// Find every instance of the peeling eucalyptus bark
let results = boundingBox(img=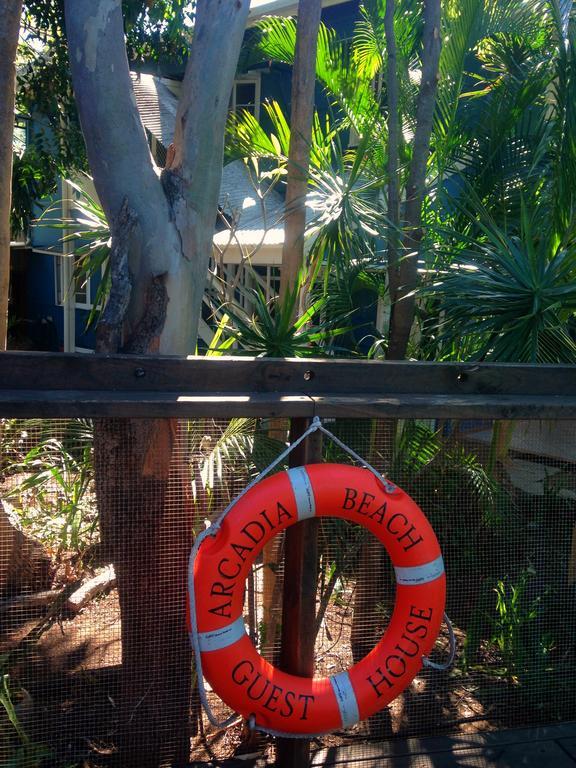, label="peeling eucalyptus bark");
[95,199,136,354]
[64,1,250,765]
[0,0,23,349]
